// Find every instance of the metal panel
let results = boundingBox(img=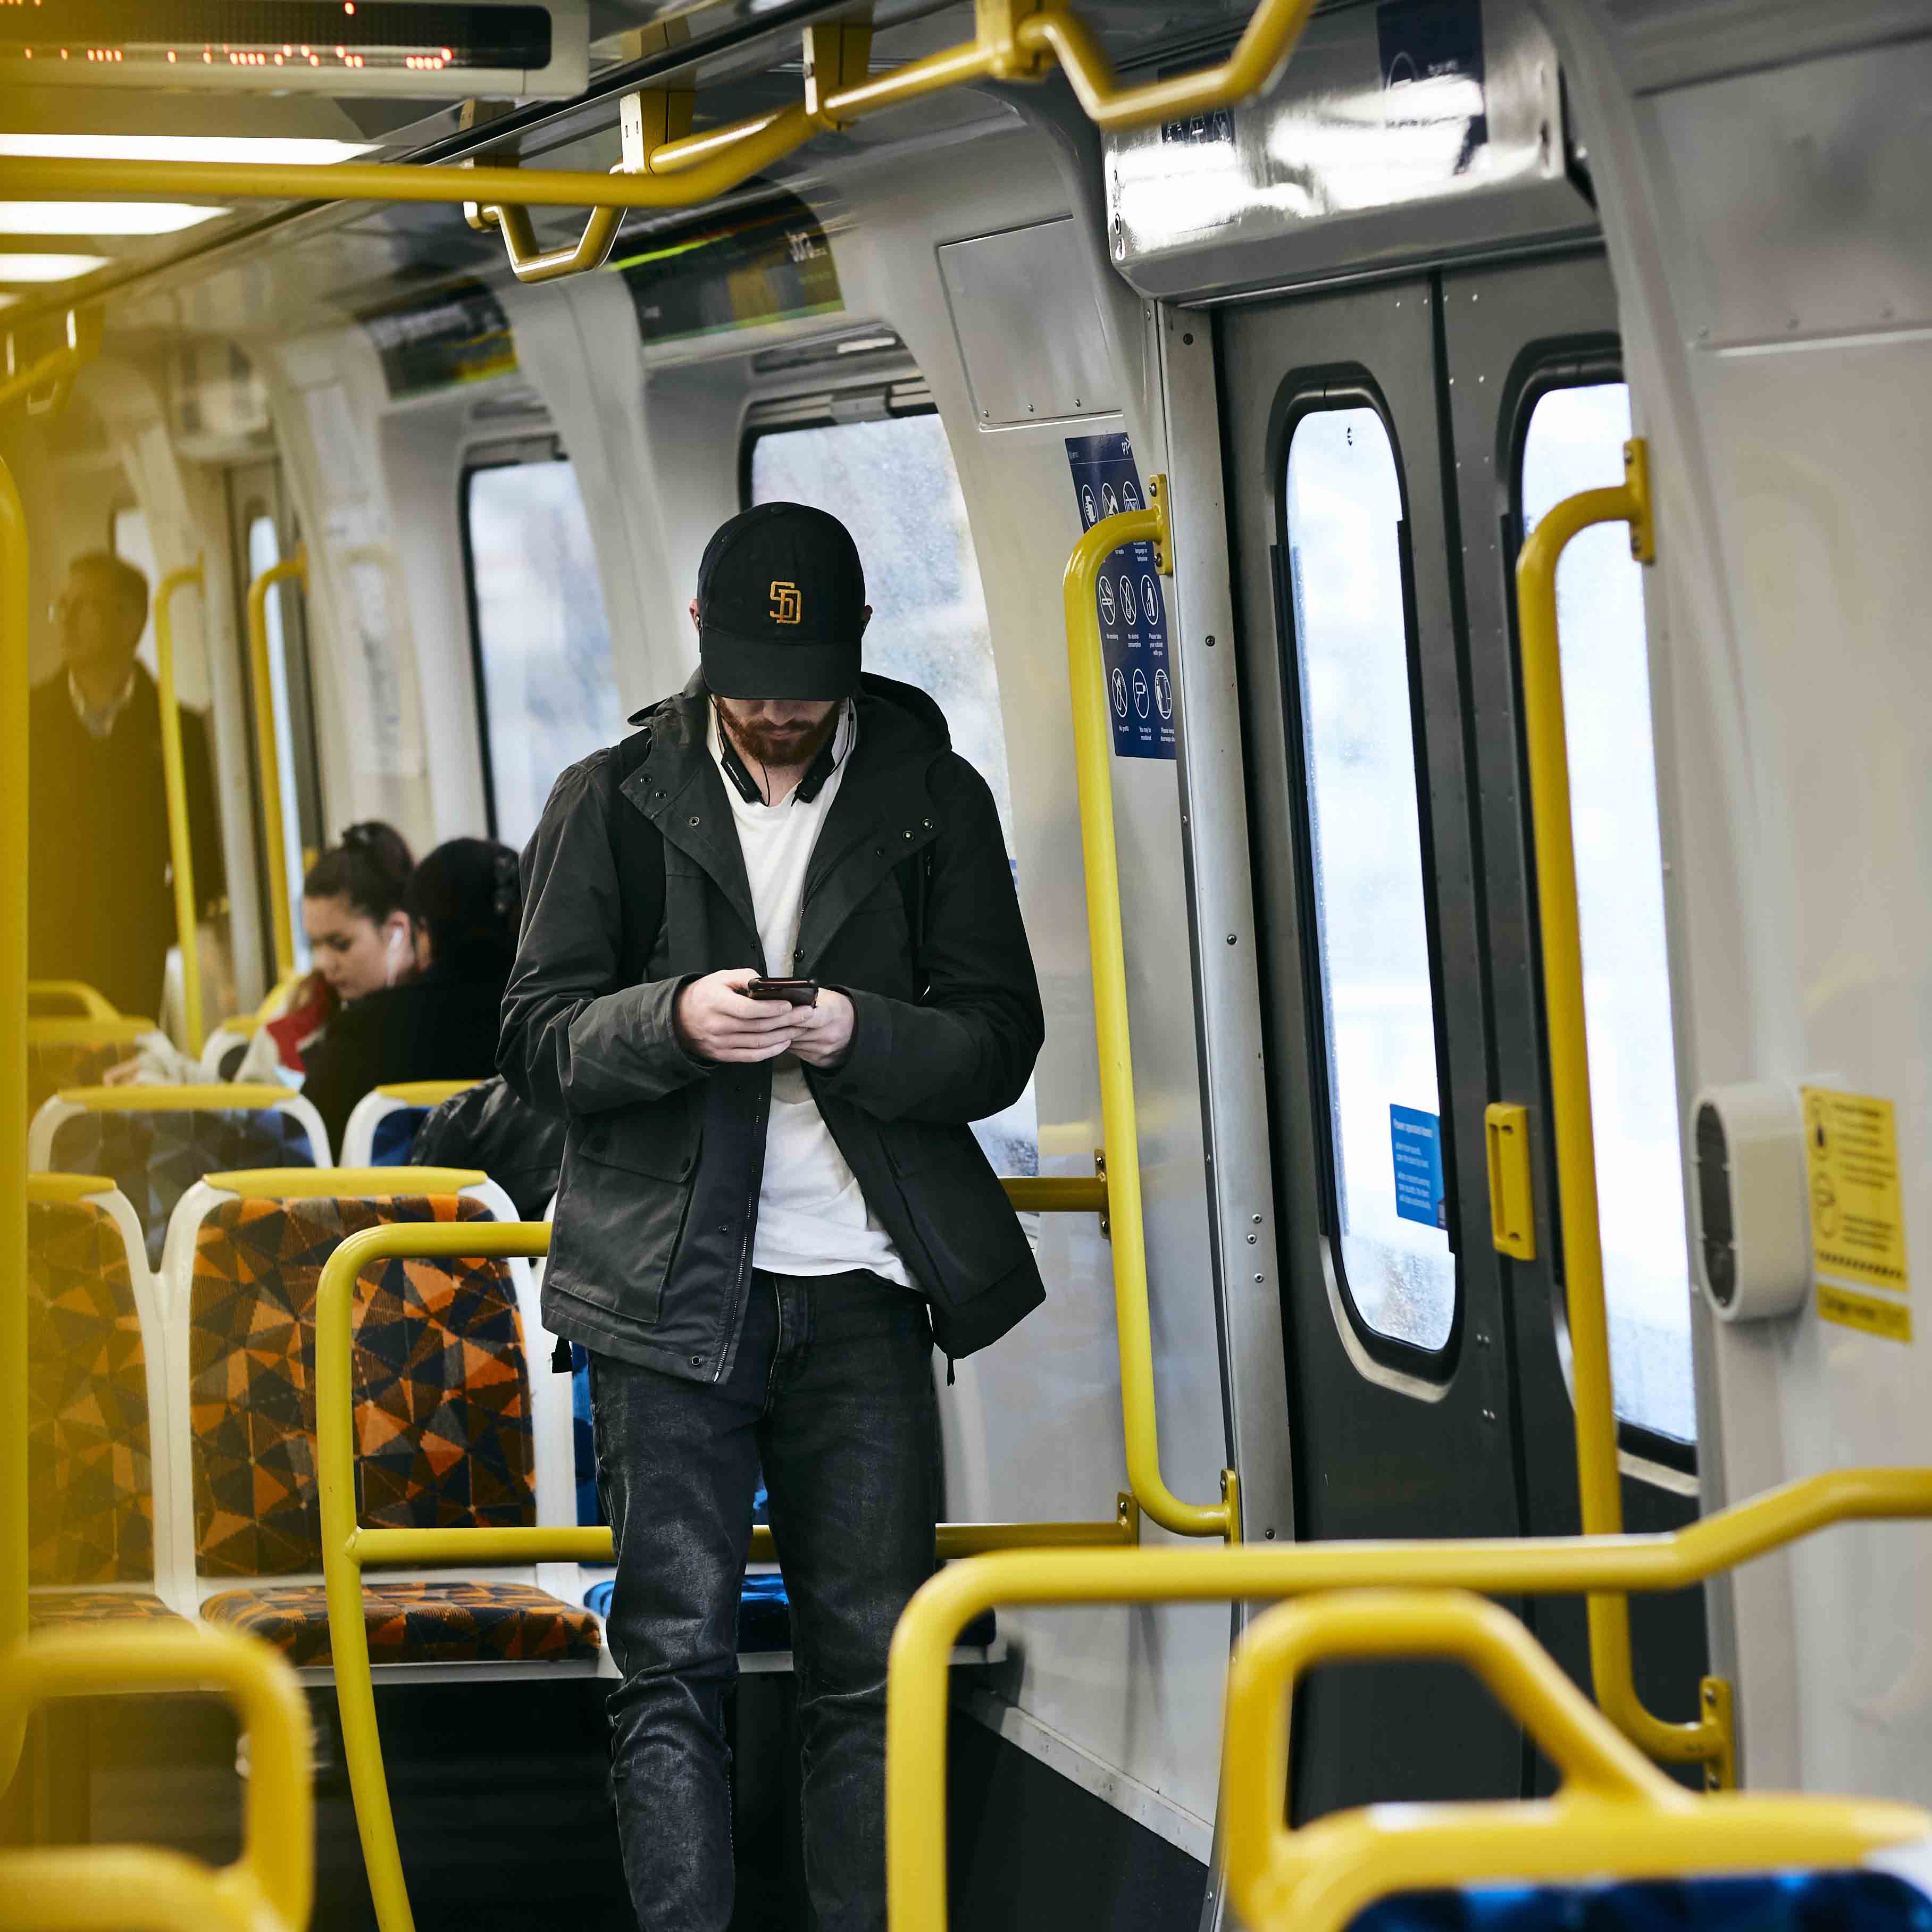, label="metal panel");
[1158,311,1294,1556]
[1647,35,1932,344]
[1106,0,1593,303]
[938,220,1123,426]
